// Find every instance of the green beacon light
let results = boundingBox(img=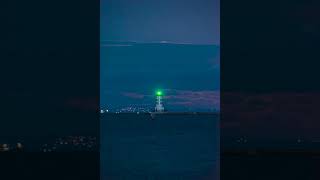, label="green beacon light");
[156,90,163,96]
